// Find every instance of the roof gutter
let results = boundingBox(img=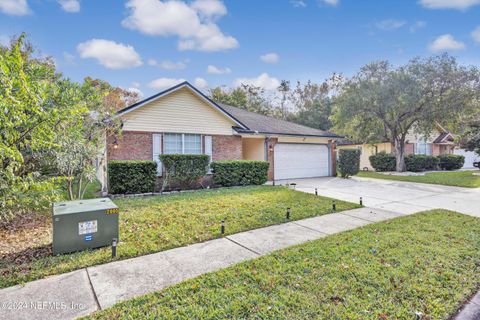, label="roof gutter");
[234,129,343,139]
